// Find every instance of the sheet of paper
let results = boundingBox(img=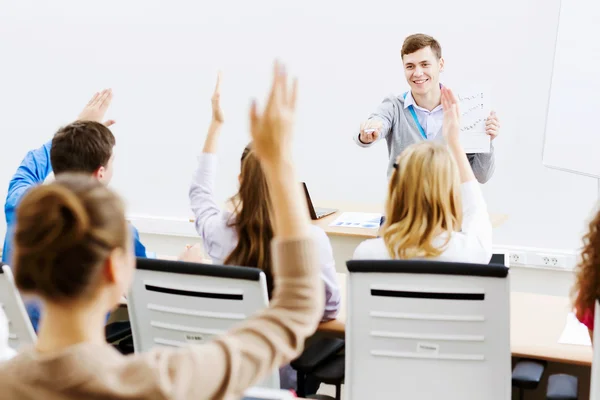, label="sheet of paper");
[329,212,382,229]
[456,89,491,153]
[558,312,592,346]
